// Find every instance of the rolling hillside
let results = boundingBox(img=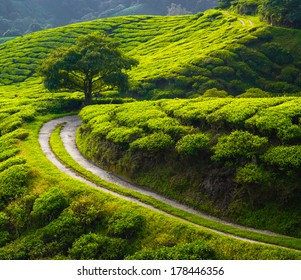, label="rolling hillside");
[0,9,301,259]
[1,10,301,98]
[0,0,218,36]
